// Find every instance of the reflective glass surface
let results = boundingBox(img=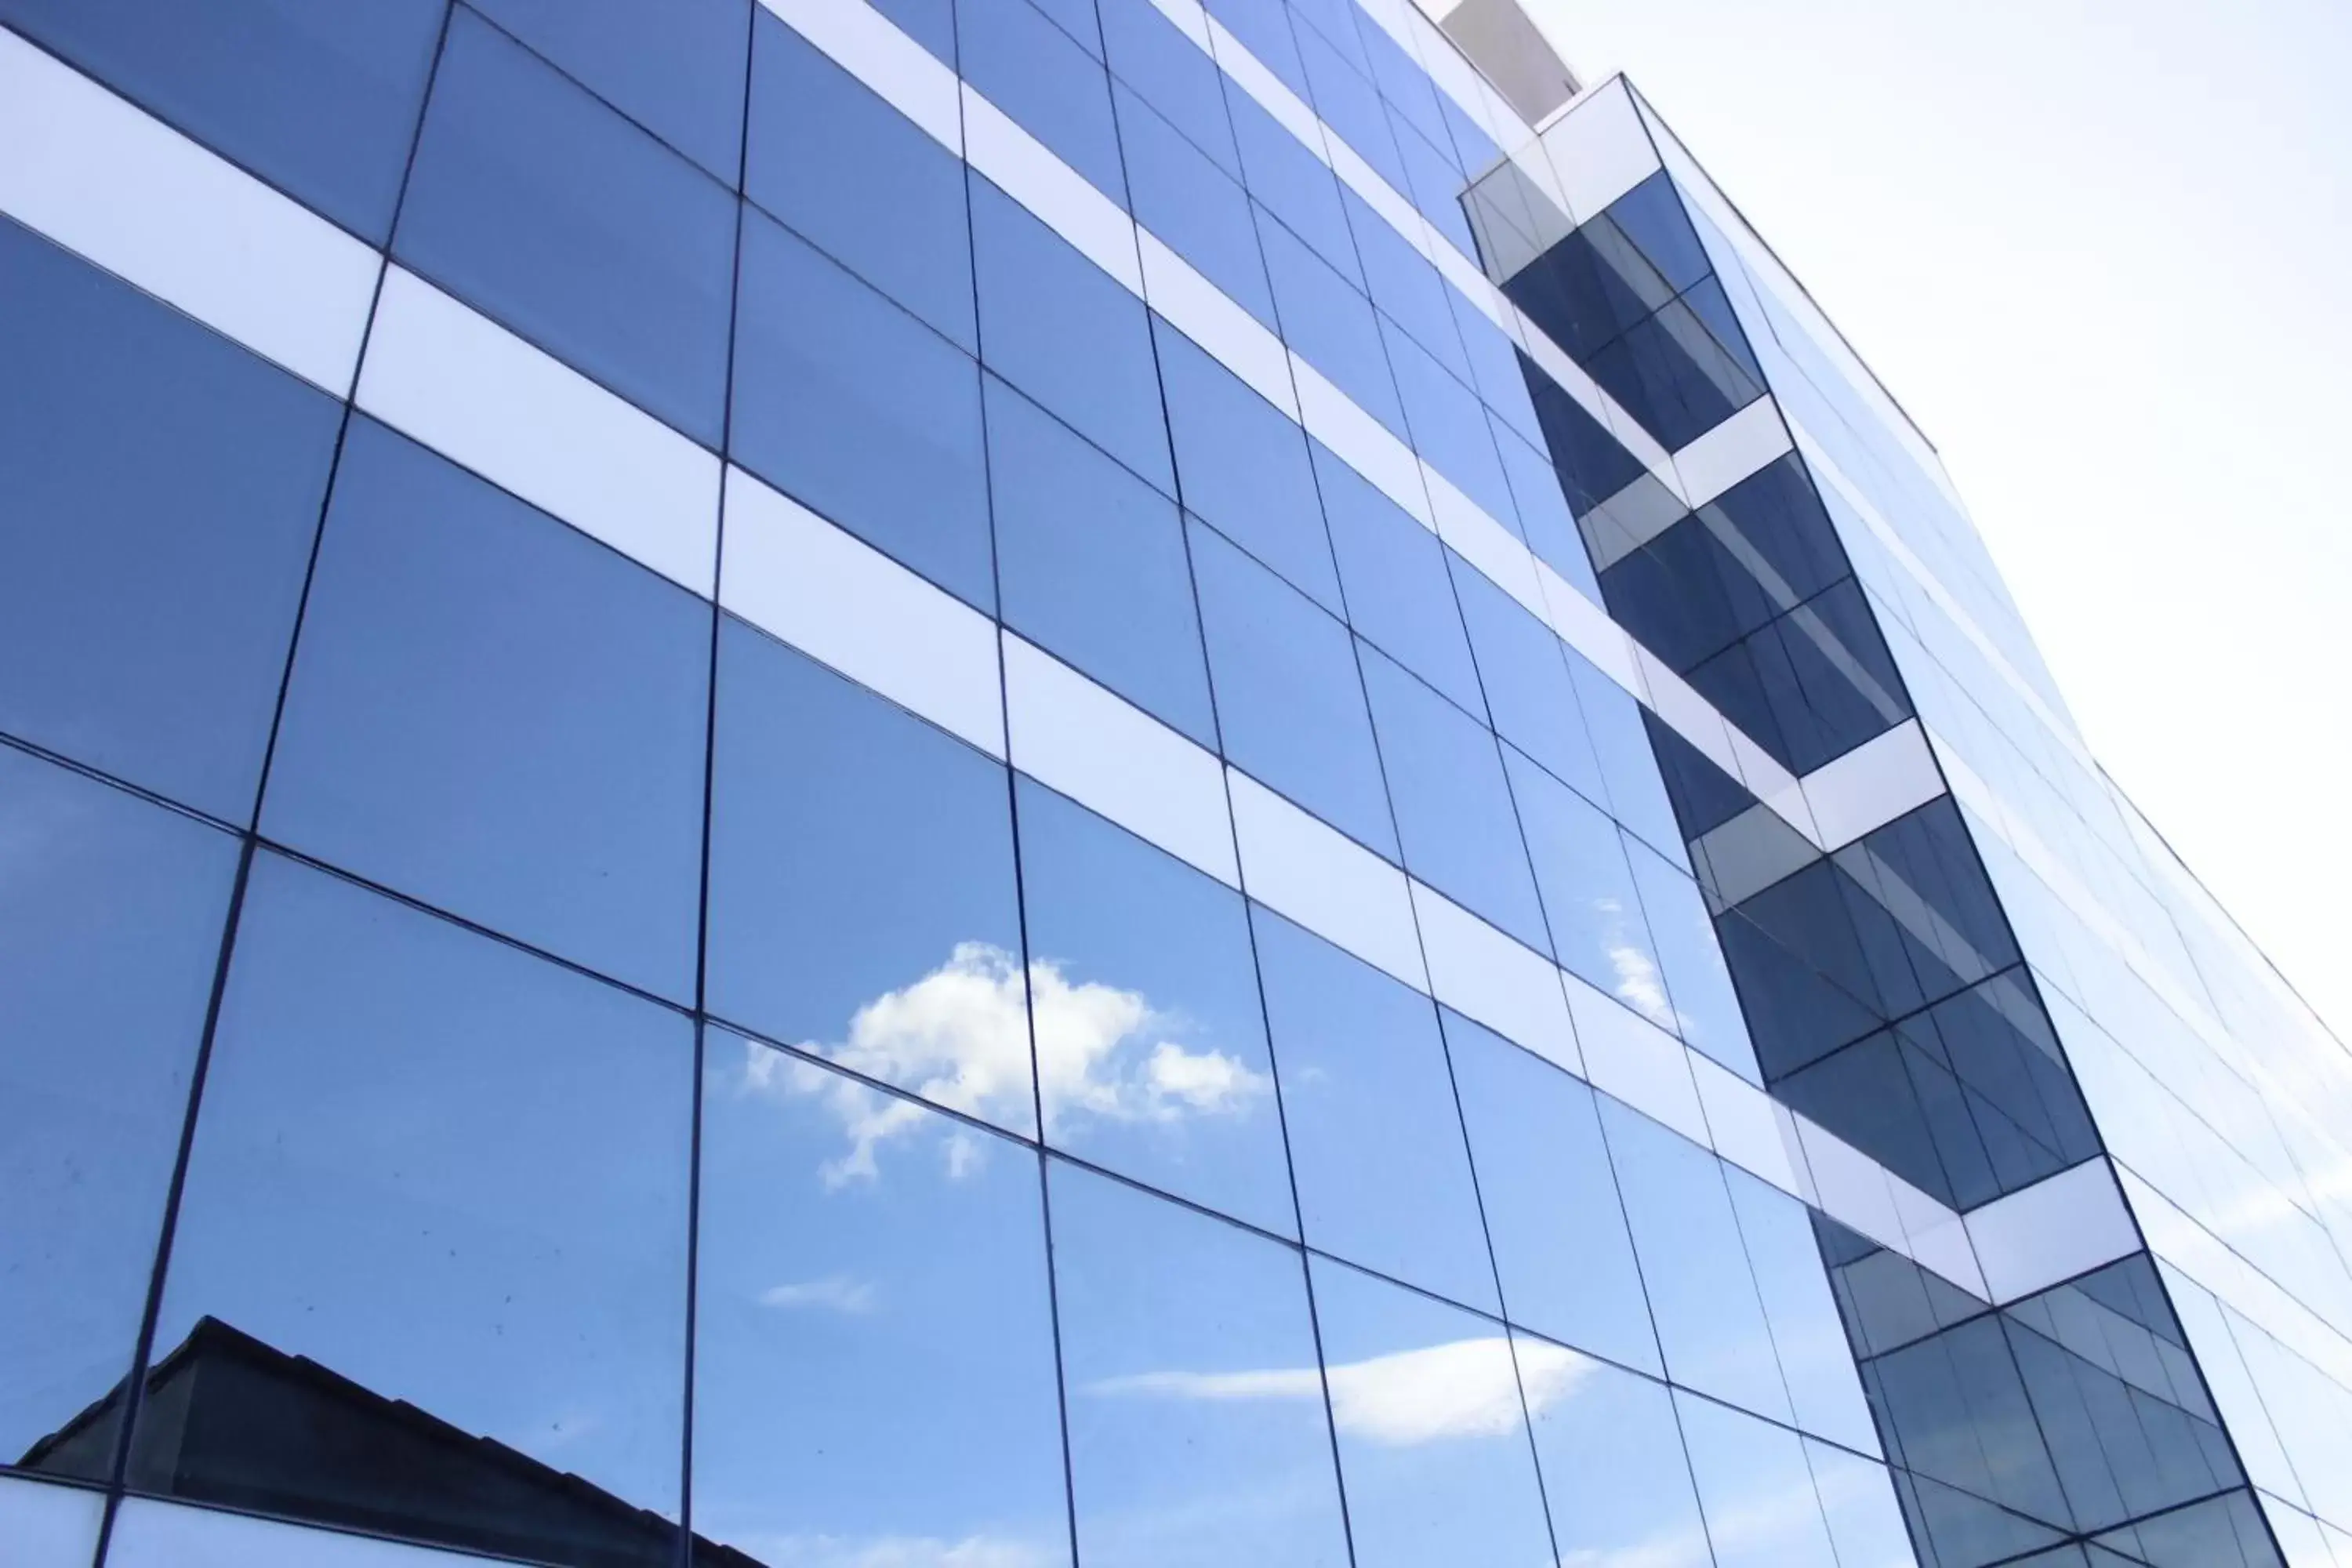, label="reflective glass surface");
[1522,1345,1713,1568]
[1675,1391,1841,1568]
